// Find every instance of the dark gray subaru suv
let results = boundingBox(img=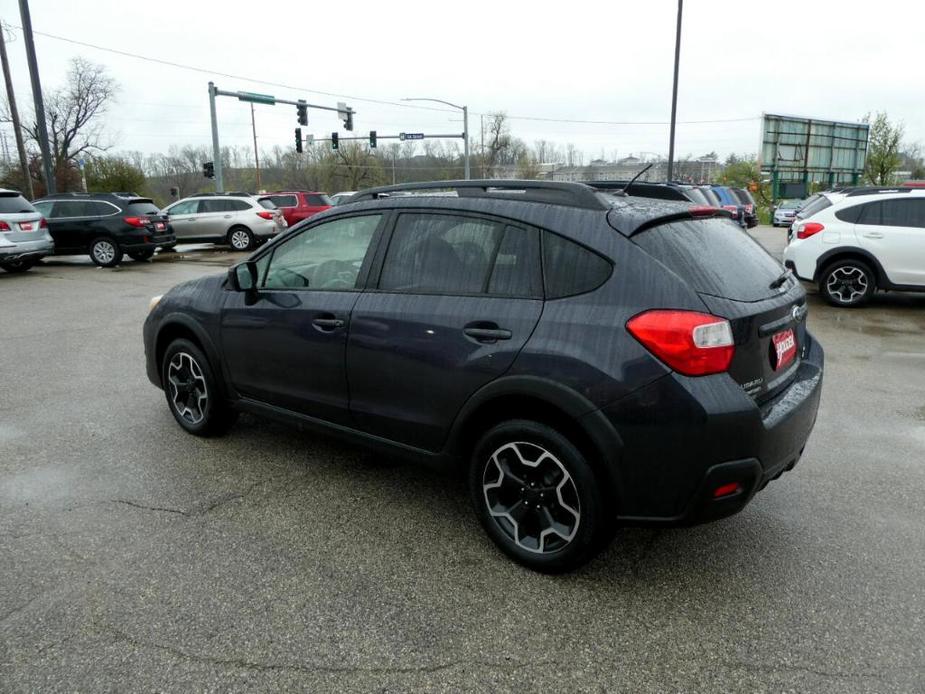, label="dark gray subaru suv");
[144,181,823,572]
